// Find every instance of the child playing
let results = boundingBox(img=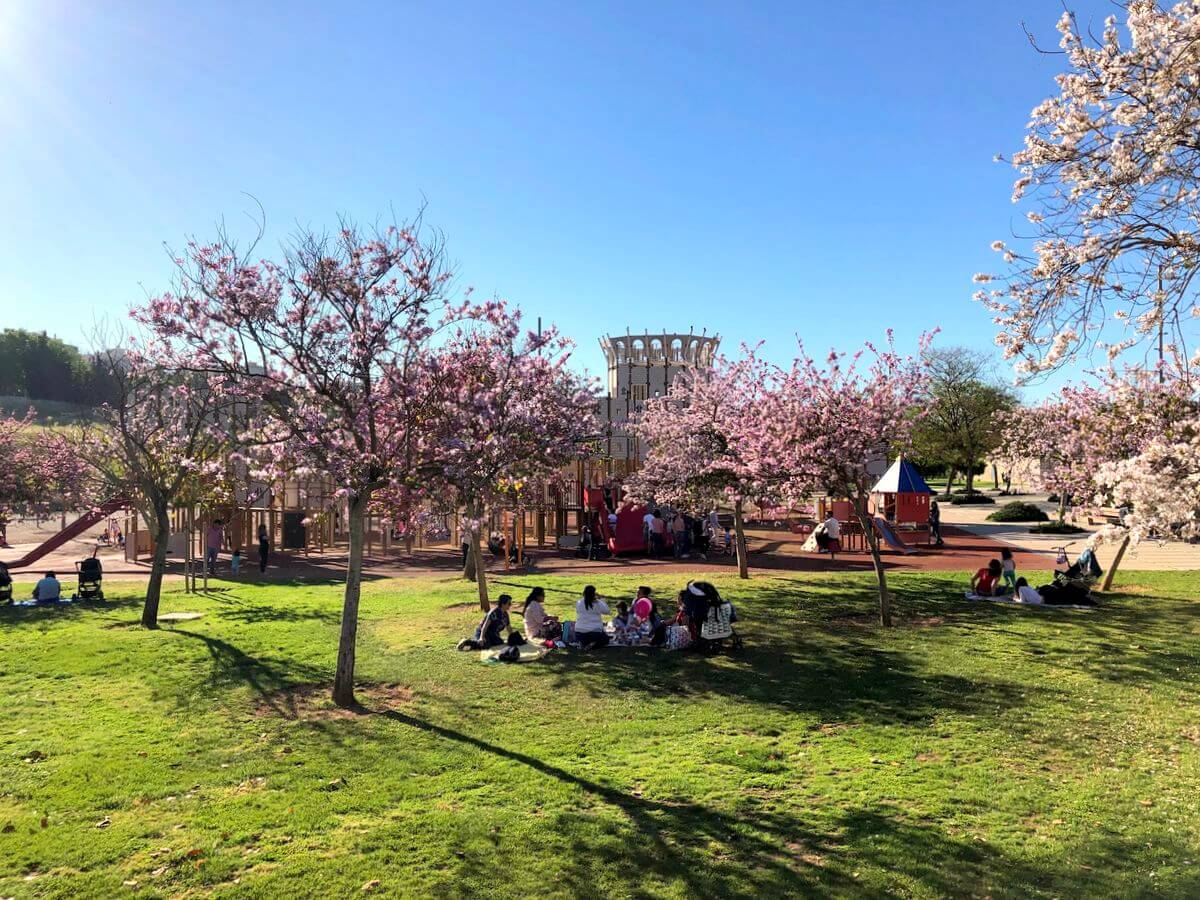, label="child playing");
[230,548,243,576]
[1000,548,1017,594]
[971,559,1003,596]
